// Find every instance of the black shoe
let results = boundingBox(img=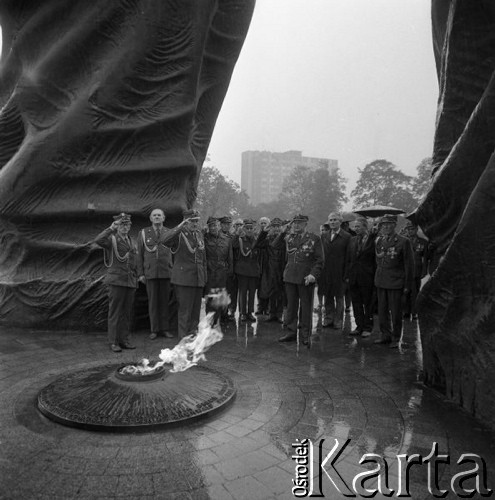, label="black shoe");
[278,333,297,342]
[246,314,256,322]
[120,342,136,349]
[110,344,122,352]
[161,331,174,338]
